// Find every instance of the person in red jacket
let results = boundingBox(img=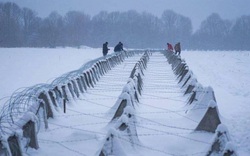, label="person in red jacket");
[167,43,173,51]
